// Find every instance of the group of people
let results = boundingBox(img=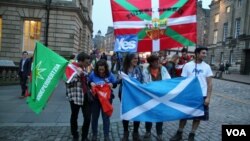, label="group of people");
[214,61,231,78]
[18,46,213,141]
[63,46,213,141]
